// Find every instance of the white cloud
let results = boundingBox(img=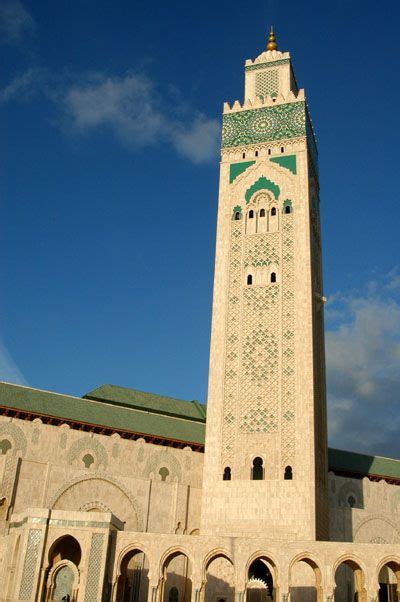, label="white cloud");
[62,72,219,163]
[64,73,166,146]
[0,0,35,44]
[326,274,400,458]
[1,66,219,164]
[0,340,27,385]
[171,115,220,164]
